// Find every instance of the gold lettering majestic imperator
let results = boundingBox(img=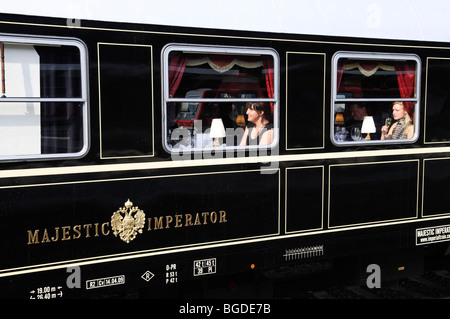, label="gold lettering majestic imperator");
[27,199,228,245]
